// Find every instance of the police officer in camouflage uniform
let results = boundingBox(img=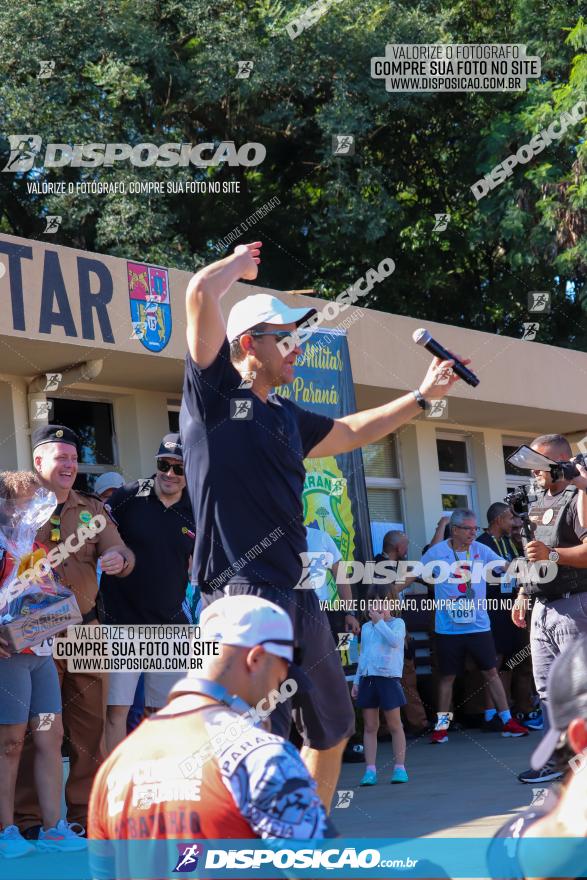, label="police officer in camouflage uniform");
[512,433,587,783]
